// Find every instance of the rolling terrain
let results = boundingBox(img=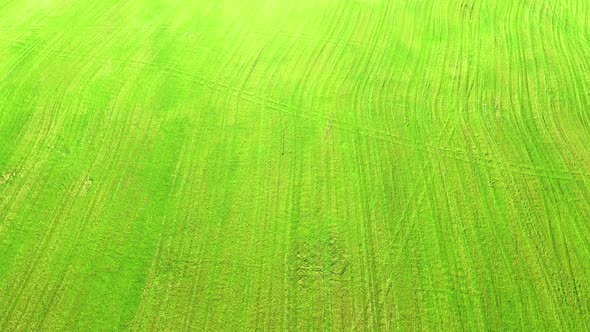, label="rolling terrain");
[1,0,590,330]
